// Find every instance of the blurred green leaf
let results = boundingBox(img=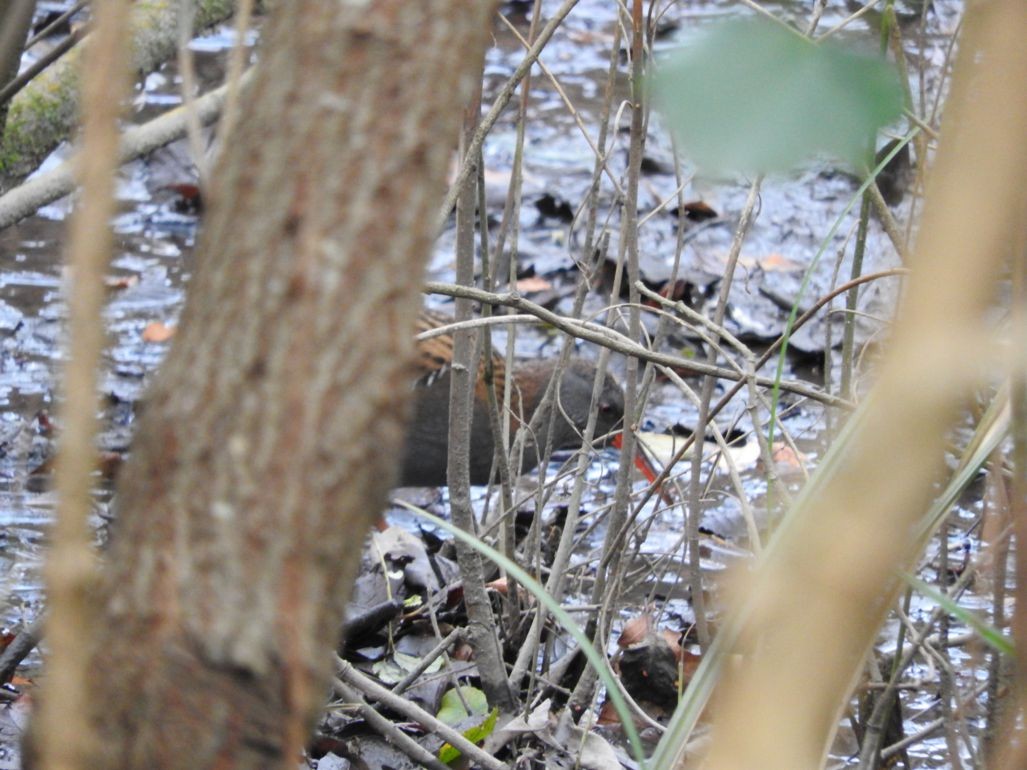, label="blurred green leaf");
[437,694,498,765]
[370,650,443,684]
[437,685,489,725]
[651,18,903,174]
[402,502,647,765]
